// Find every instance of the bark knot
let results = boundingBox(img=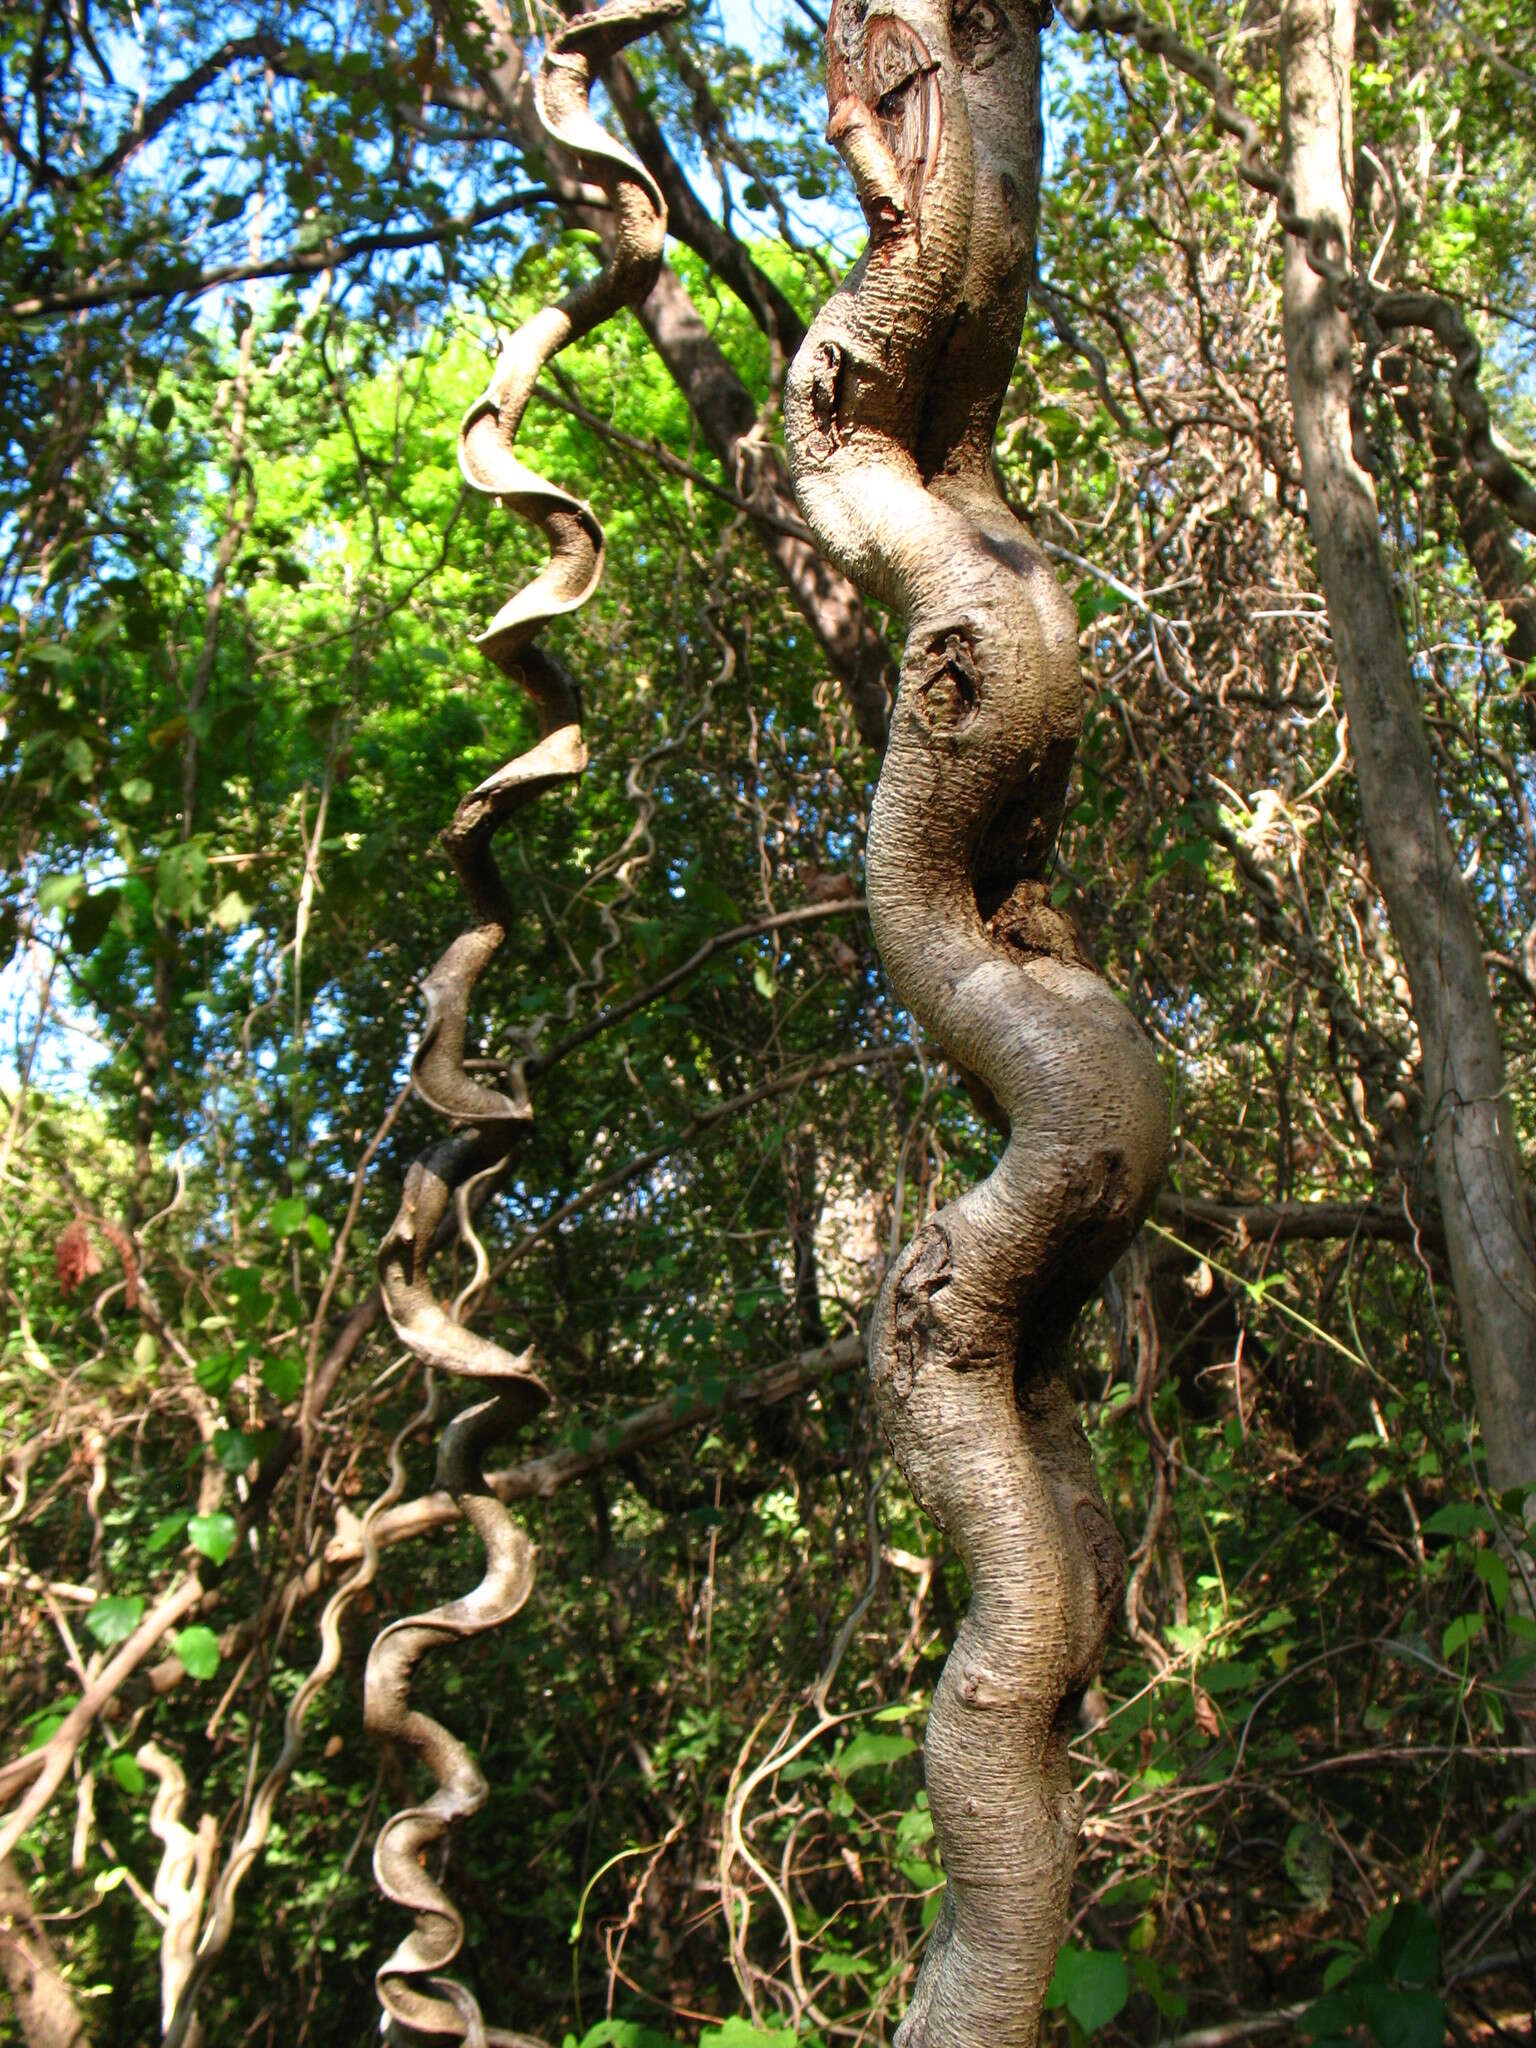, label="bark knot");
[913,628,984,737]
[805,340,845,463]
[949,0,1013,69]
[884,1219,954,1401]
[1073,1497,1126,1622]
[981,878,1093,970]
